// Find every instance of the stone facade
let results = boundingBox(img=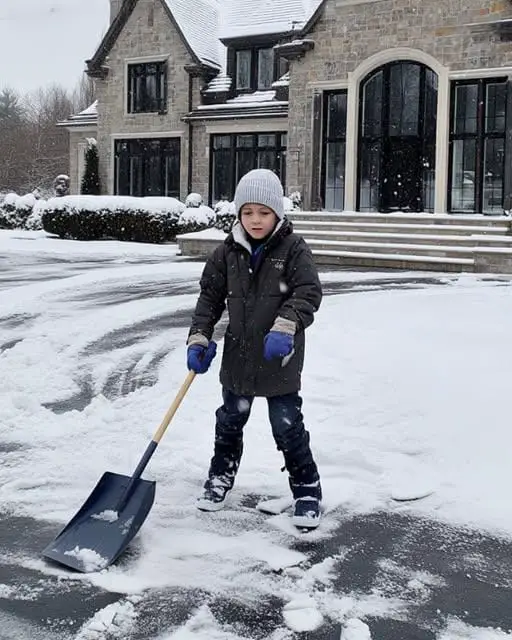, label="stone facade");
[68,129,96,194]
[288,0,512,210]
[94,0,198,200]
[65,0,512,214]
